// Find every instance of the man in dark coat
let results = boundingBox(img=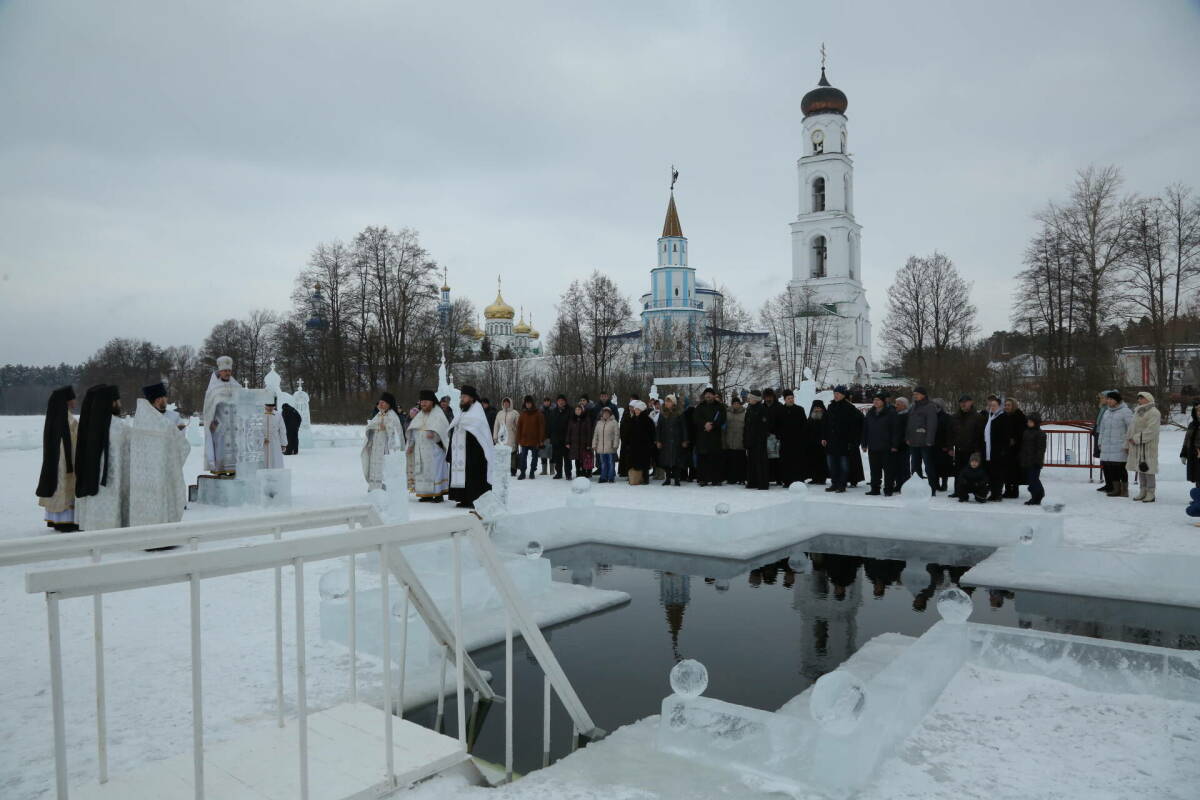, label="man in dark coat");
[691,387,725,486]
[592,391,619,422]
[762,388,786,485]
[743,390,771,490]
[547,394,572,479]
[481,398,498,432]
[947,395,985,494]
[905,386,941,496]
[778,389,808,487]
[860,392,901,496]
[446,385,493,509]
[281,403,302,455]
[802,400,829,484]
[821,386,859,492]
[999,397,1027,498]
[655,395,689,486]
